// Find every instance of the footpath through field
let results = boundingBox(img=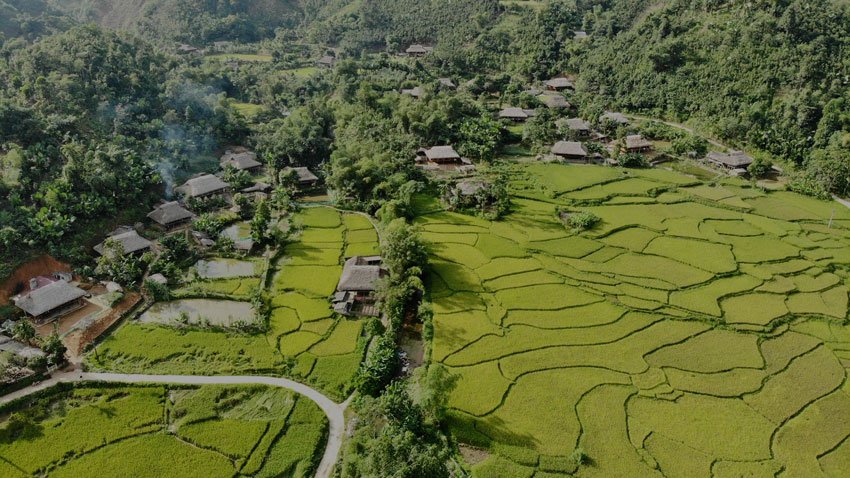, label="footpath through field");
[0,369,347,478]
